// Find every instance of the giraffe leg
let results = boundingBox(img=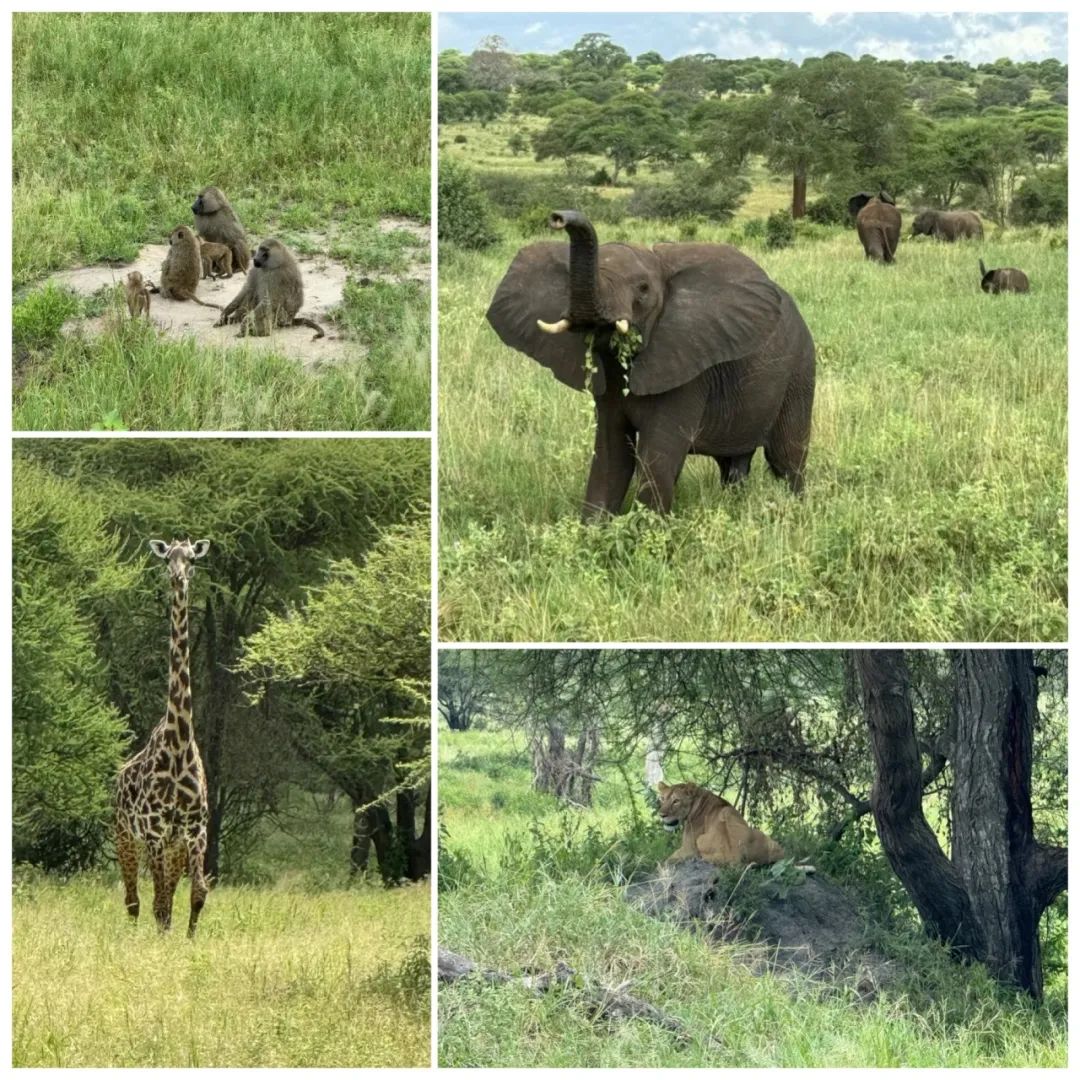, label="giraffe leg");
[187,830,209,937]
[165,843,186,919]
[147,842,173,931]
[116,821,140,921]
